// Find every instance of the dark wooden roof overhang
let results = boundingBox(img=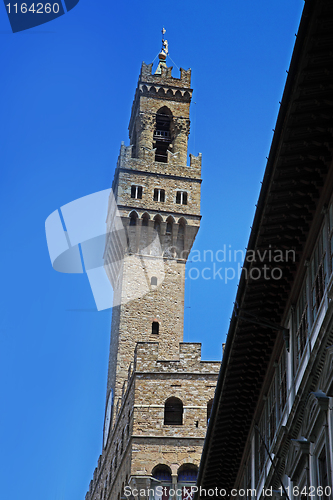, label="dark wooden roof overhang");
[196,0,333,494]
